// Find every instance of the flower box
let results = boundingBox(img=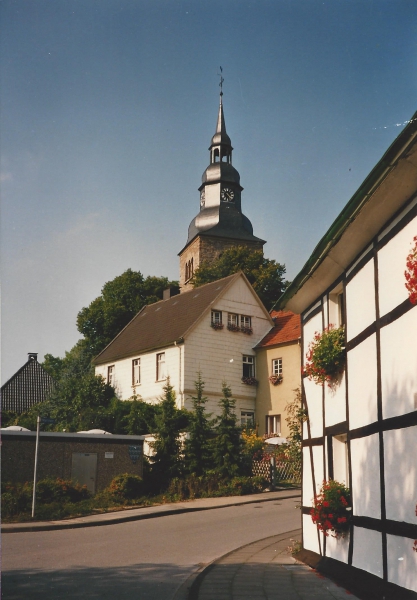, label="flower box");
[304,325,345,386]
[227,323,240,332]
[269,374,283,385]
[210,322,224,330]
[310,480,351,538]
[405,236,417,305]
[240,326,253,335]
[241,376,258,386]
